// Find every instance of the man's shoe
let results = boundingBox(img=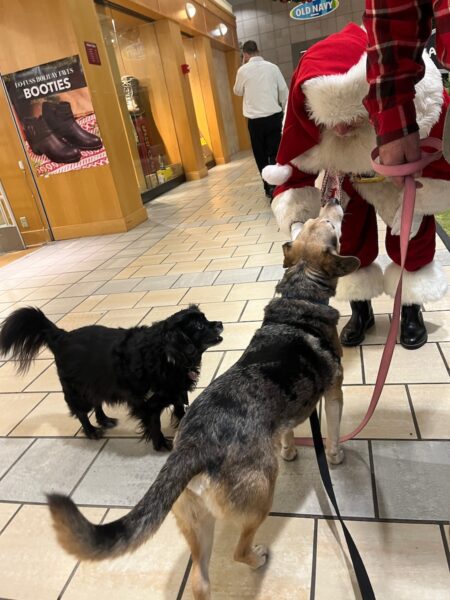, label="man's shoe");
[400,304,427,349]
[42,101,103,150]
[340,300,375,346]
[23,117,81,164]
